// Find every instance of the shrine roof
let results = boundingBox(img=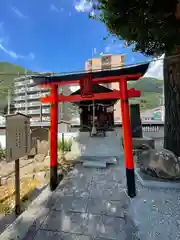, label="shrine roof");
[71,84,117,106]
[32,62,149,85]
[71,84,113,95]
